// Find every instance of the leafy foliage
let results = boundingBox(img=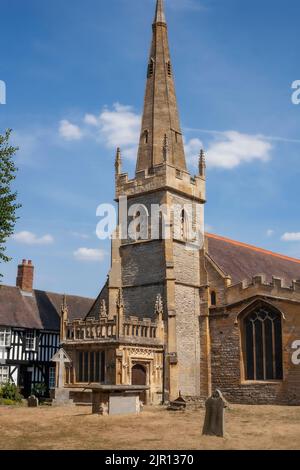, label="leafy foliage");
[31,383,47,398]
[0,382,23,402]
[0,129,21,278]
[0,398,21,406]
